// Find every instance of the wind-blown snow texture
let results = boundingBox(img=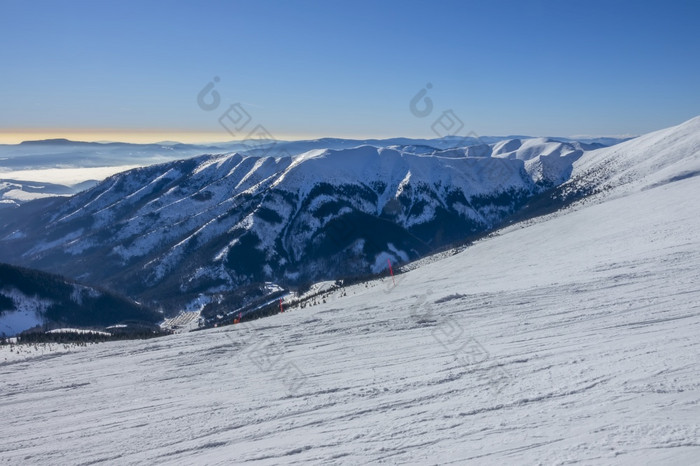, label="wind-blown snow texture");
[1,118,699,463]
